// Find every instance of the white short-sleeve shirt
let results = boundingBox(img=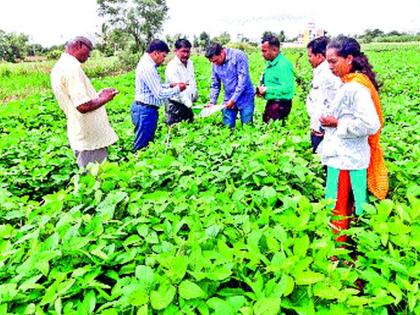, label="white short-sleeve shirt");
[165,56,197,108]
[306,61,342,132]
[51,53,118,151]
